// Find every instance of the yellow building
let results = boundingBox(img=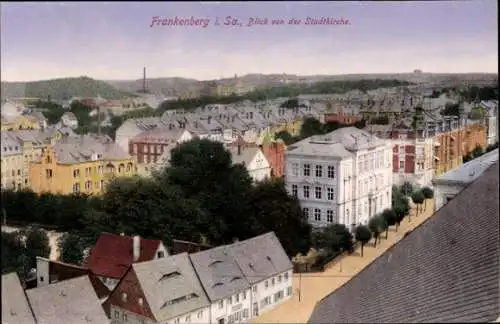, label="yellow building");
[1,129,60,190]
[1,115,42,131]
[30,135,136,195]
